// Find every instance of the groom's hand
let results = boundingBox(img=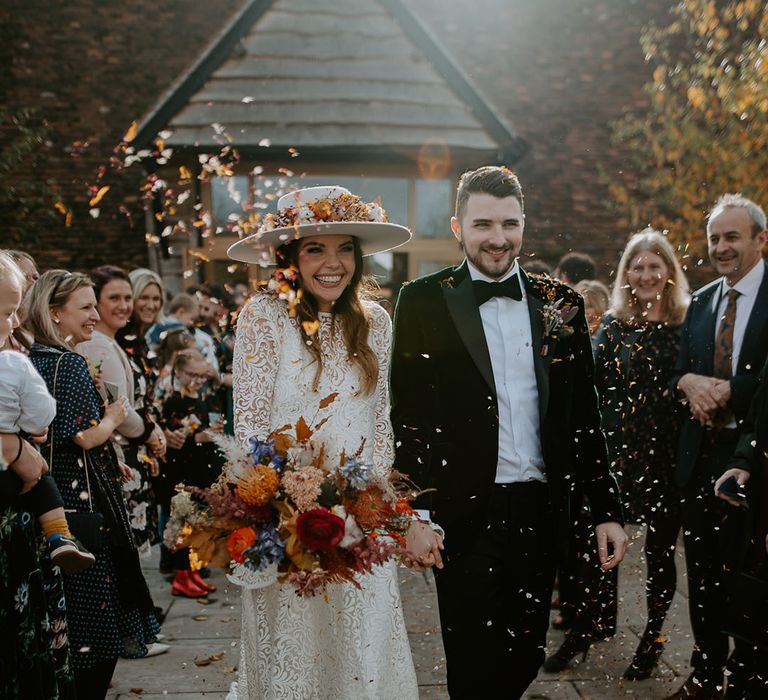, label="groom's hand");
[595,521,628,571]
